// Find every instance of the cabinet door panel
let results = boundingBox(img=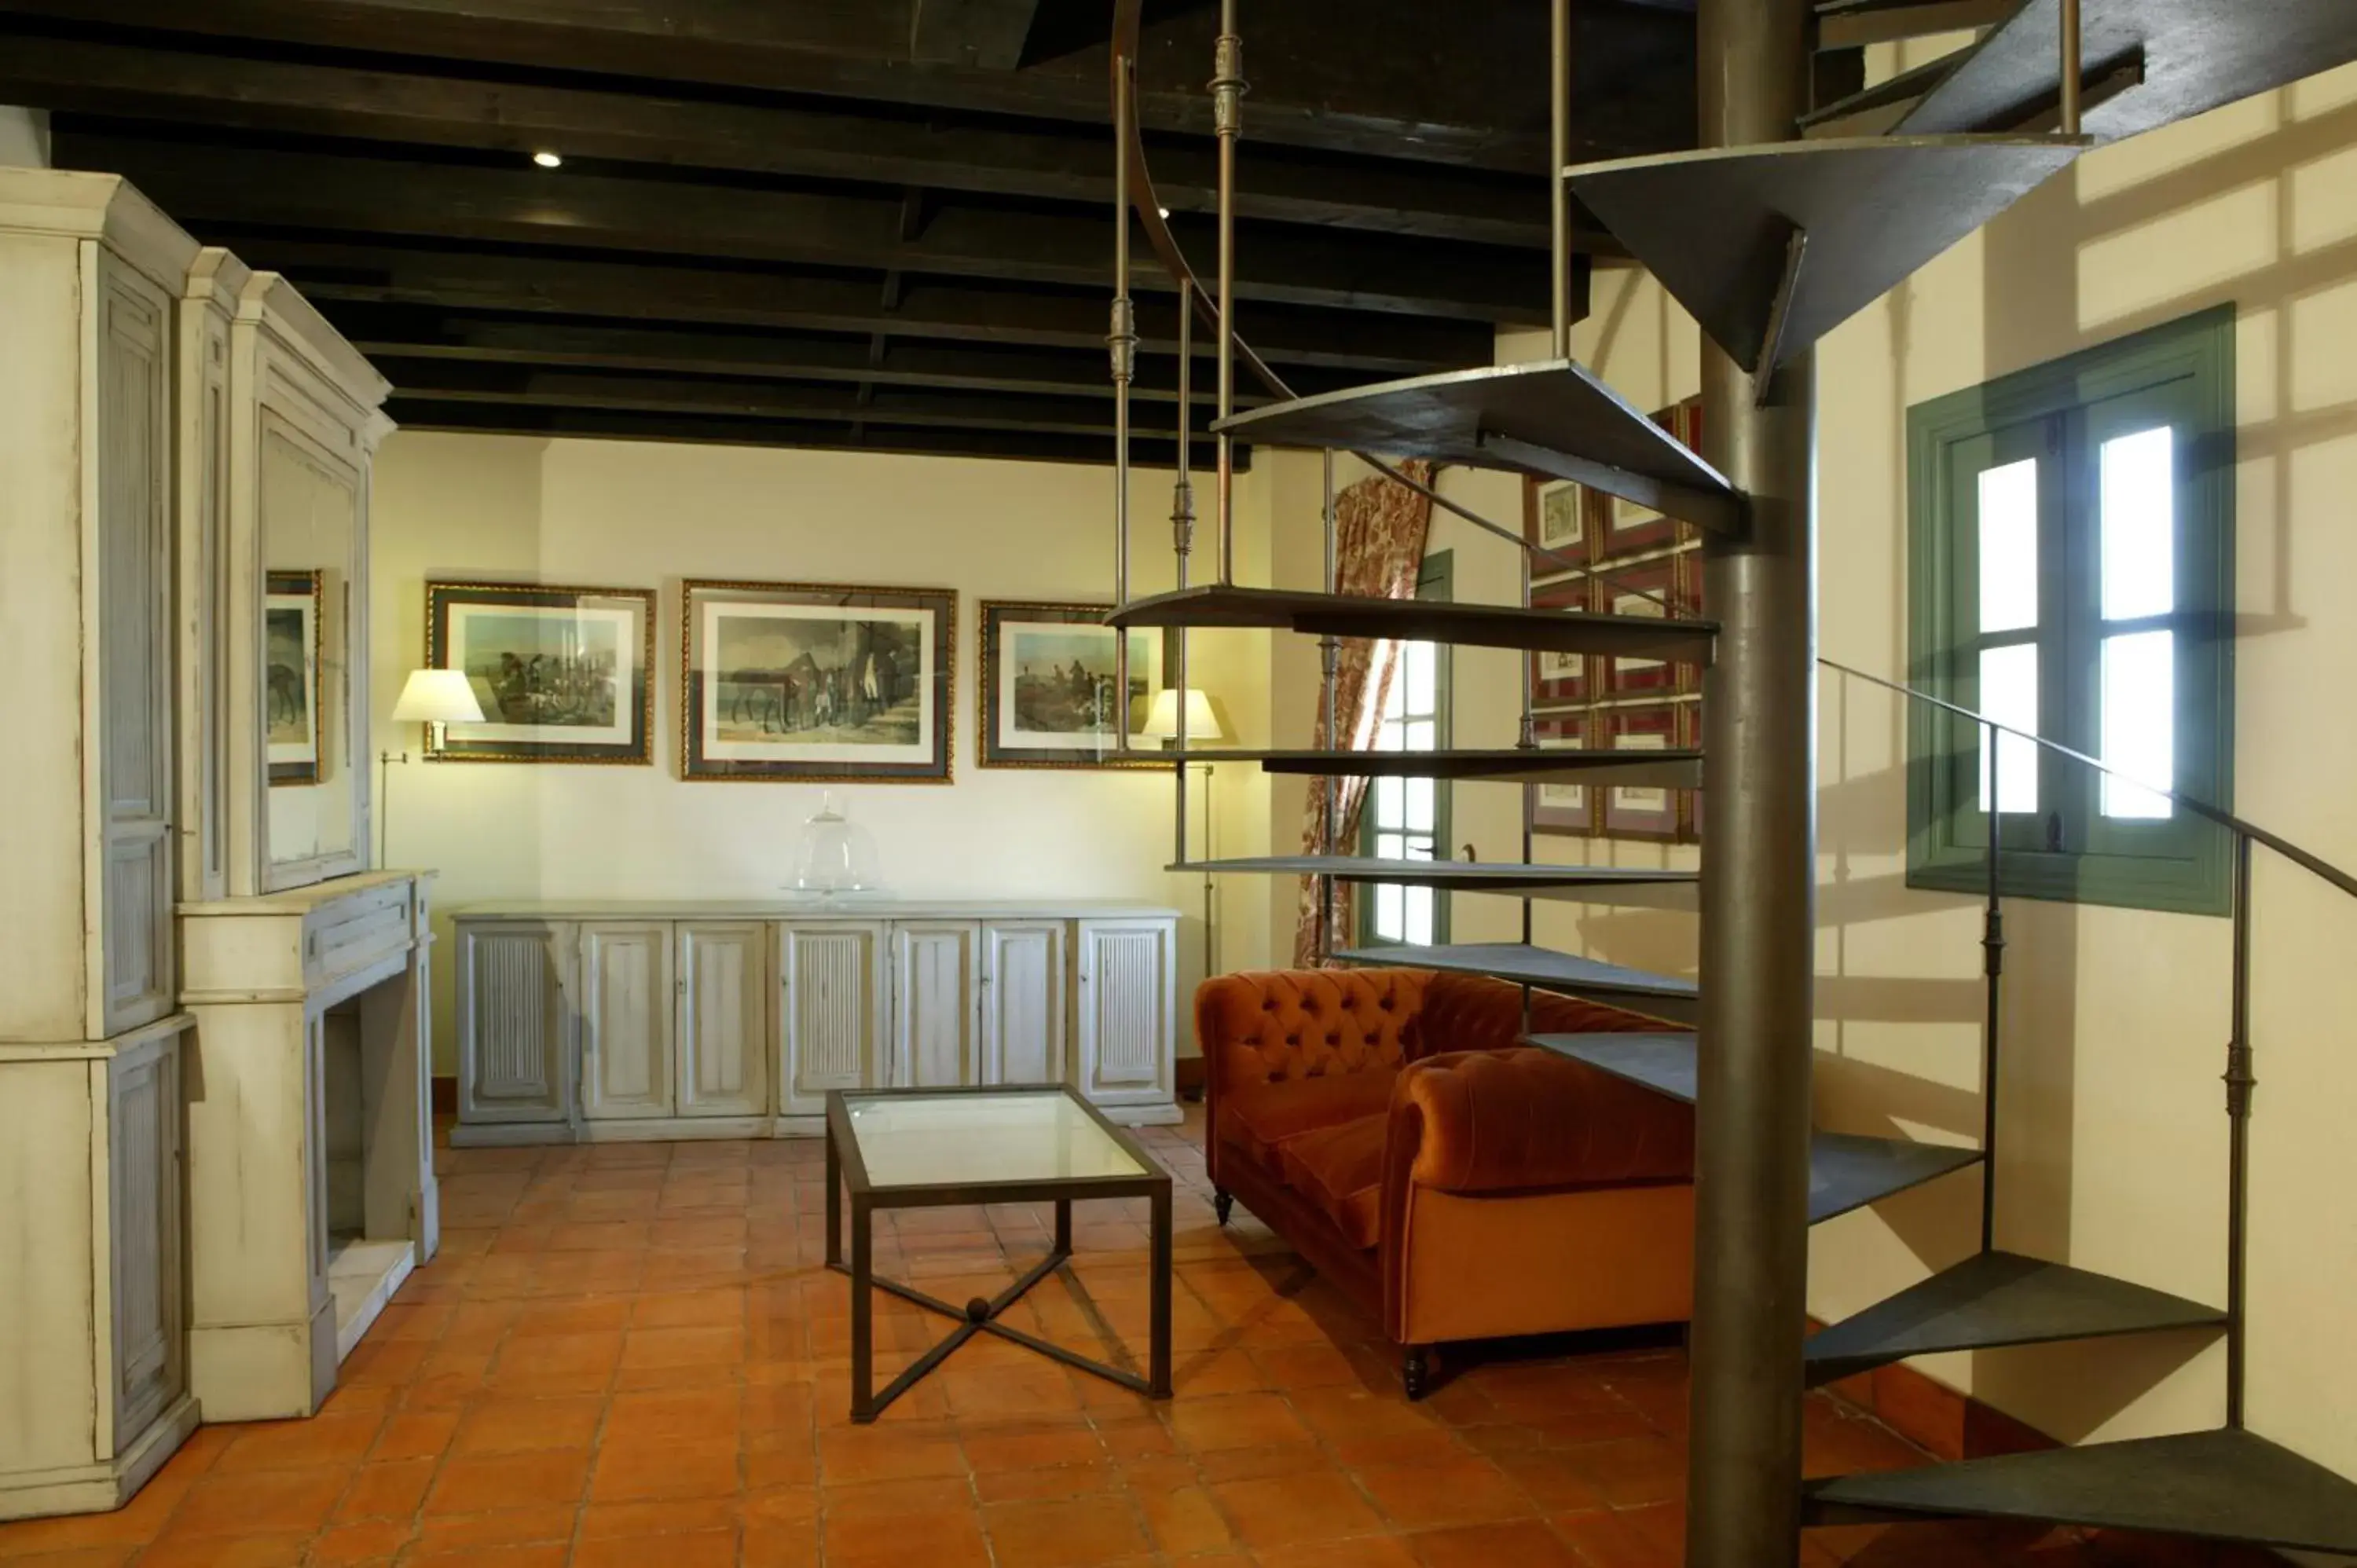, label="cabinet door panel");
[1076,919,1176,1106]
[676,922,770,1118]
[892,921,978,1089]
[779,922,885,1116]
[981,921,1065,1086]
[458,922,570,1123]
[95,258,175,1034]
[109,1039,183,1446]
[581,923,674,1120]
